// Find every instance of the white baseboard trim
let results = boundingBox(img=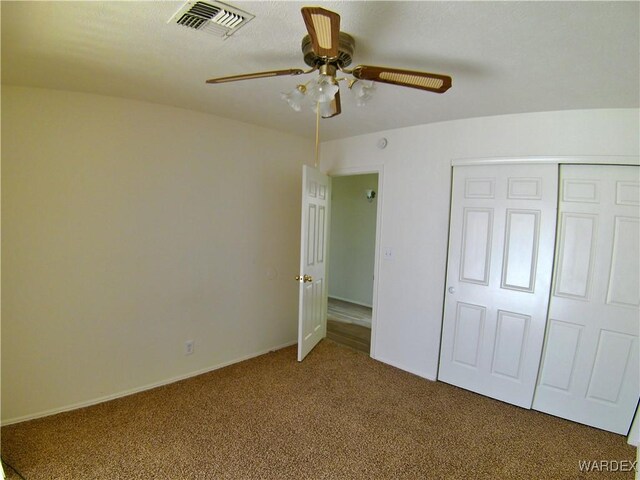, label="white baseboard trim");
[328,295,373,309]
[1,340,297,427]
